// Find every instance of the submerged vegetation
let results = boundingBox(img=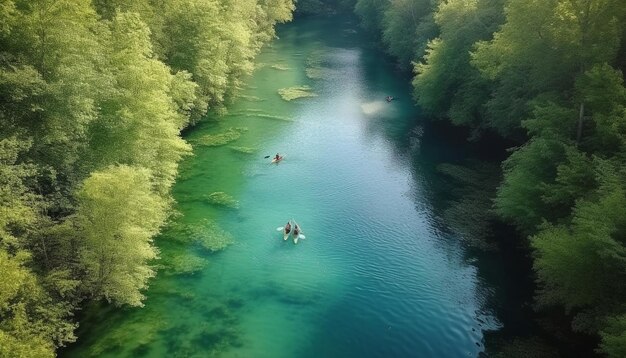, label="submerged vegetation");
[270,64,291,71]
[0,0,294,354]
[352,0,626,355]
[278,85,318,101]
[435,162,500,250]
[192,127,248,147]
[205,192,240,209]
[229,146,257,154]
[164,254,209,276]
